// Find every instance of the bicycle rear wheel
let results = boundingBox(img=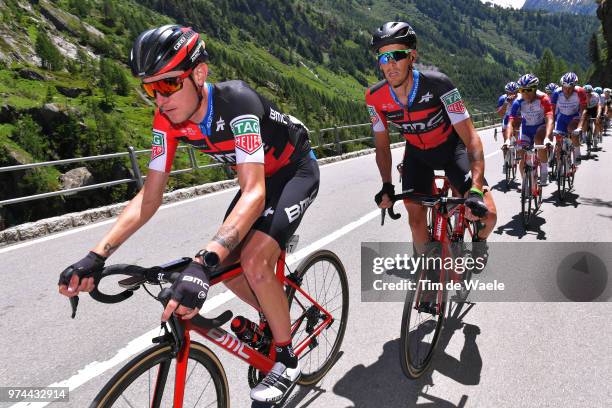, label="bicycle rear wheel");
[92,342,228,408]
[286,249,349,385]
[399,246,448,379]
